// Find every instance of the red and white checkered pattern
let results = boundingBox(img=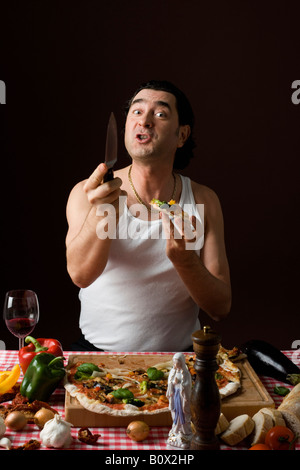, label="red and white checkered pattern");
[0,350,299,450]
